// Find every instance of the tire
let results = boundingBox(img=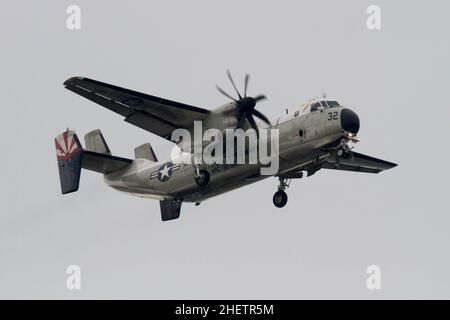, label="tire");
[194,169,210,187]
[273,190,288,208]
